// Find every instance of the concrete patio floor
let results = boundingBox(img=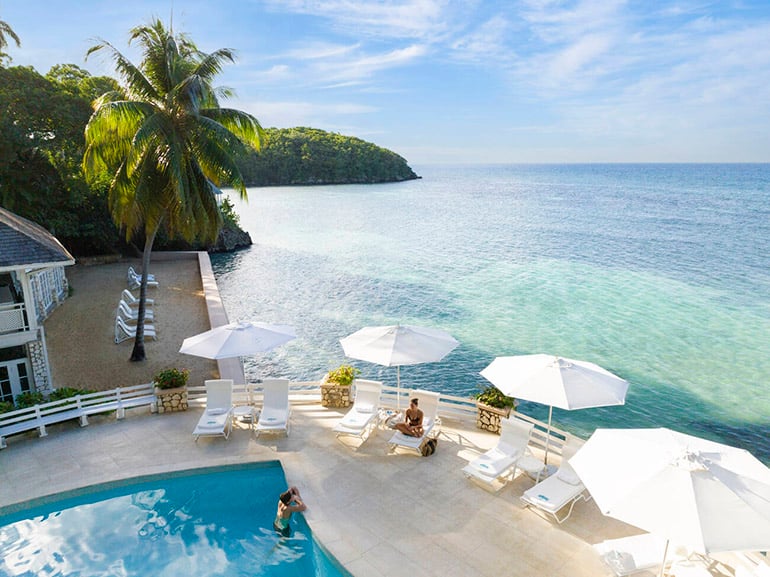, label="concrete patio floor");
[0,399,698,577]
